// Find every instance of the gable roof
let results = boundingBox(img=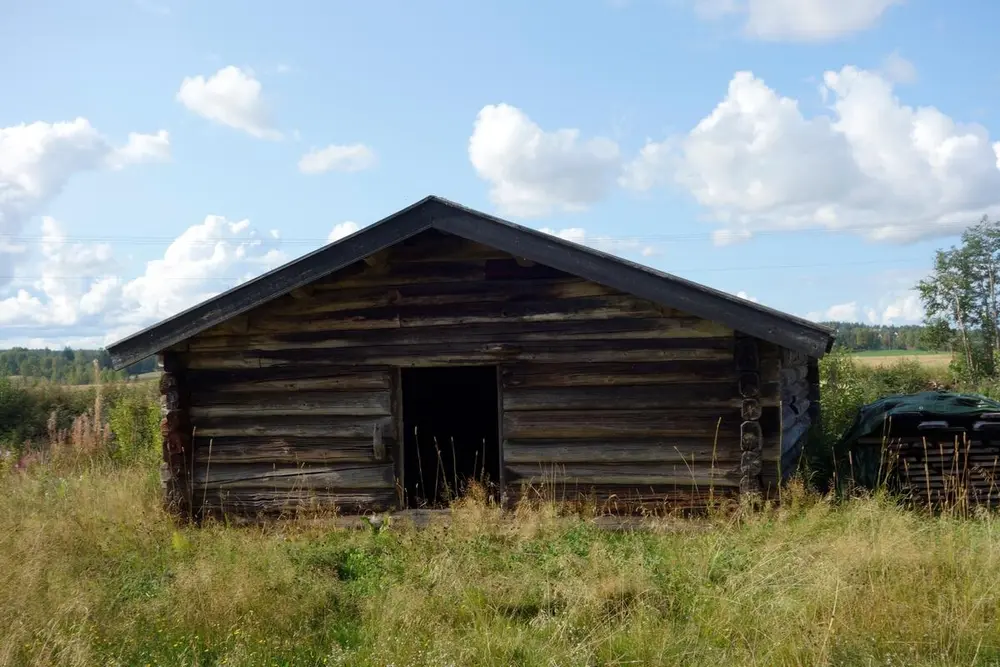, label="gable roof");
[106,195,836,368]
